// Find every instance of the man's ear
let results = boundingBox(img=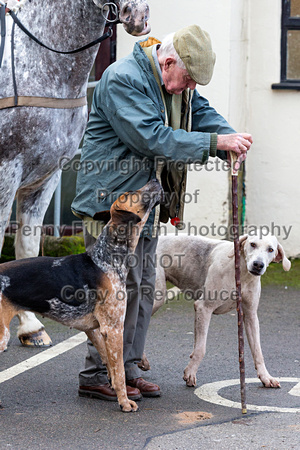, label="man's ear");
[273,242,291,271]
[164,57,176,71]
[111,209,141,226]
